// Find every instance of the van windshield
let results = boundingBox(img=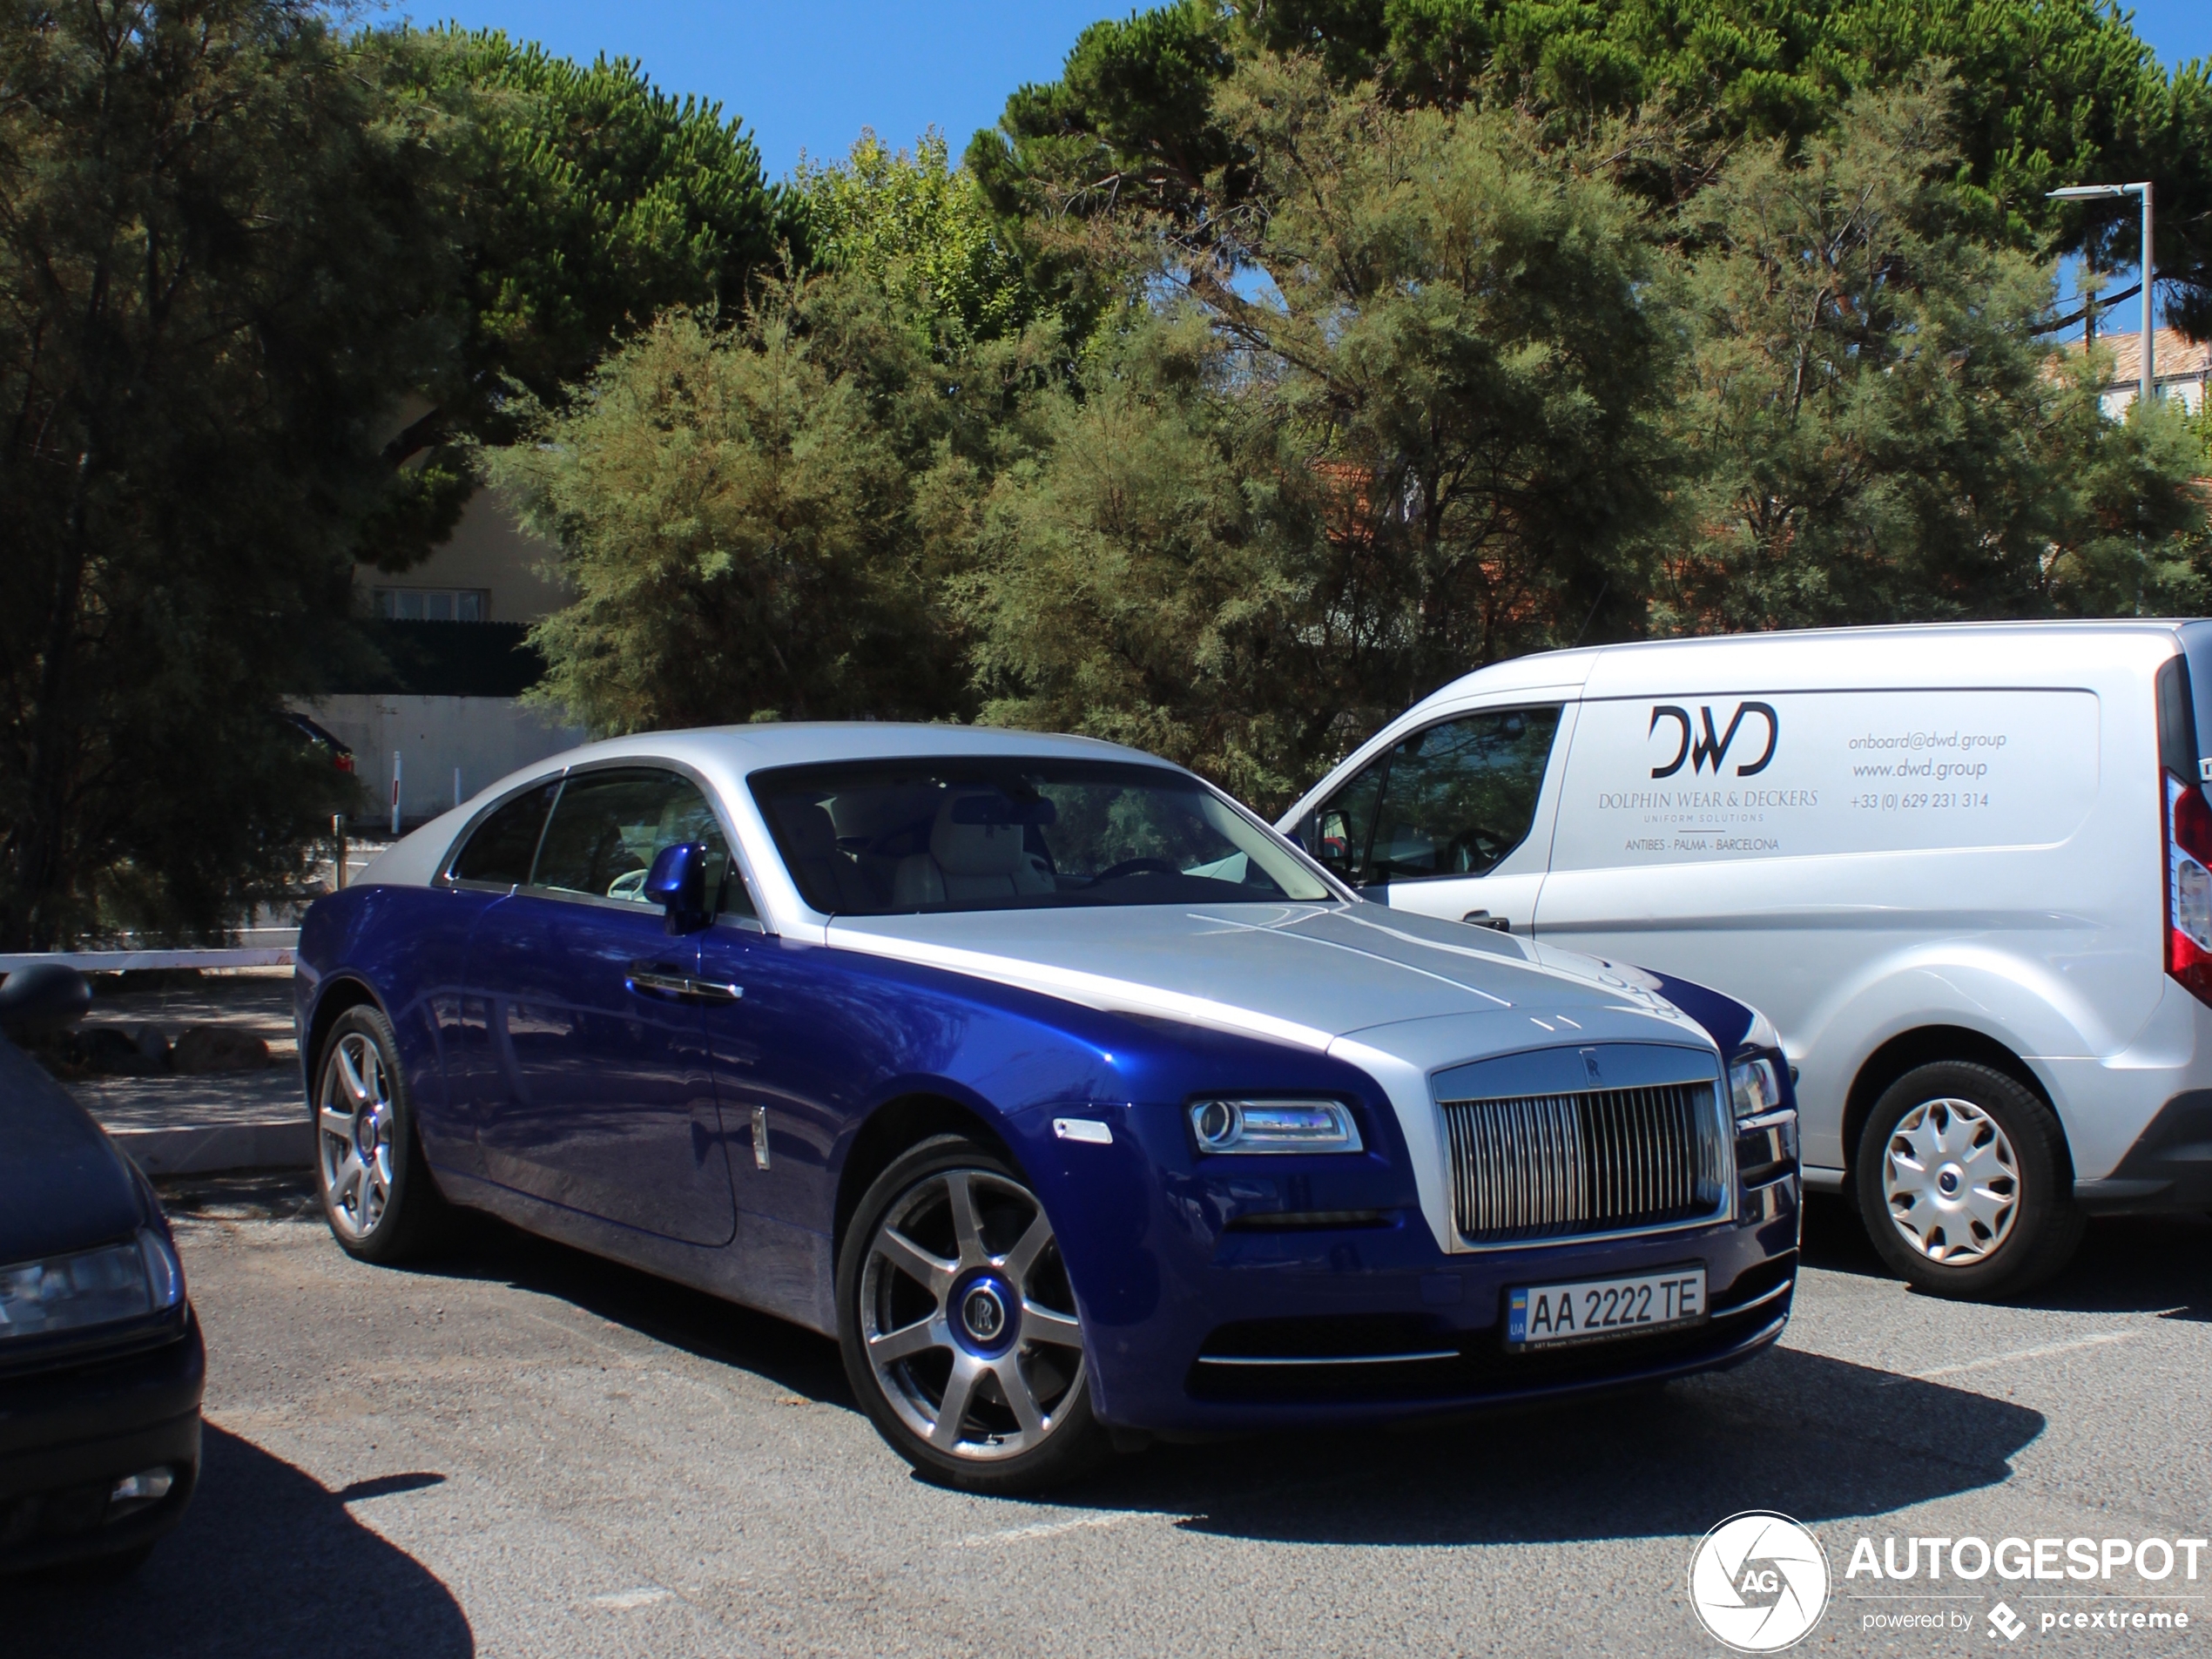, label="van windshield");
[751,759,1337,915]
